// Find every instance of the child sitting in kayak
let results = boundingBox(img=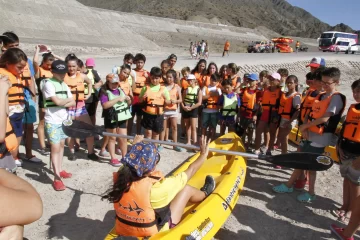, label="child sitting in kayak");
[273,67,346,203]
[102,135,215,239]
[99,72,132,166]
[331,79,360,224]
[218,79,241,135]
